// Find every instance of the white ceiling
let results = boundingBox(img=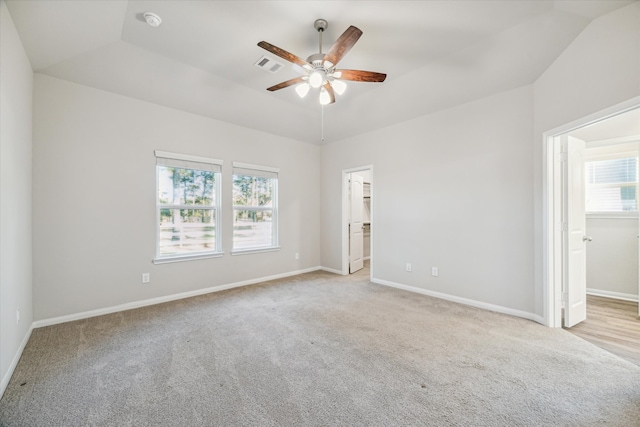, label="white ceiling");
[6,0,637,144]
[571,108,640,143]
